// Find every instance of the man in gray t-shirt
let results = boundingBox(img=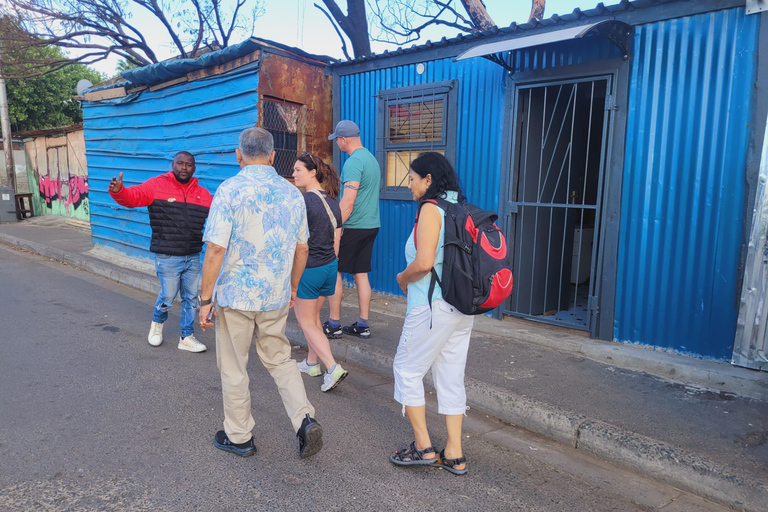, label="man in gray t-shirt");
[324,120,381,339]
